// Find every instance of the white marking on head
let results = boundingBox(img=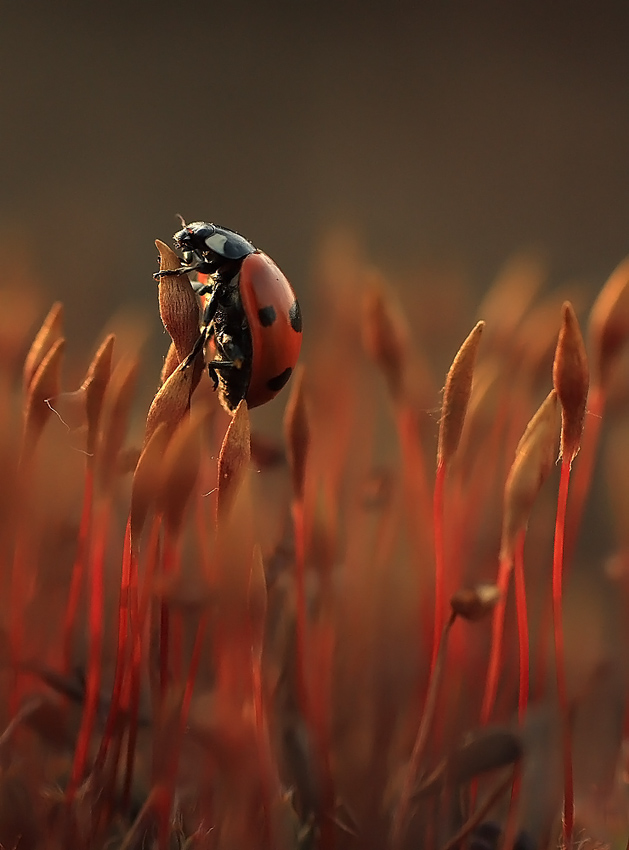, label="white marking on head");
[205,233,229,254]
